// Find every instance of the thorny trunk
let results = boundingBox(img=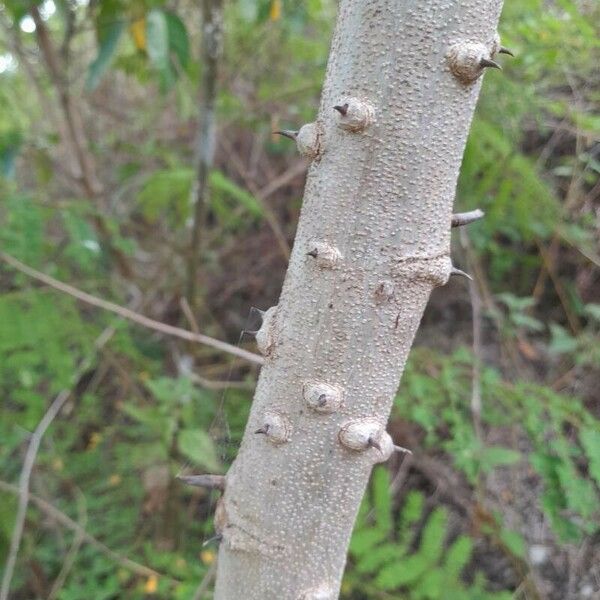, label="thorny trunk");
[213,1,506,598]
[187,0,223,311]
